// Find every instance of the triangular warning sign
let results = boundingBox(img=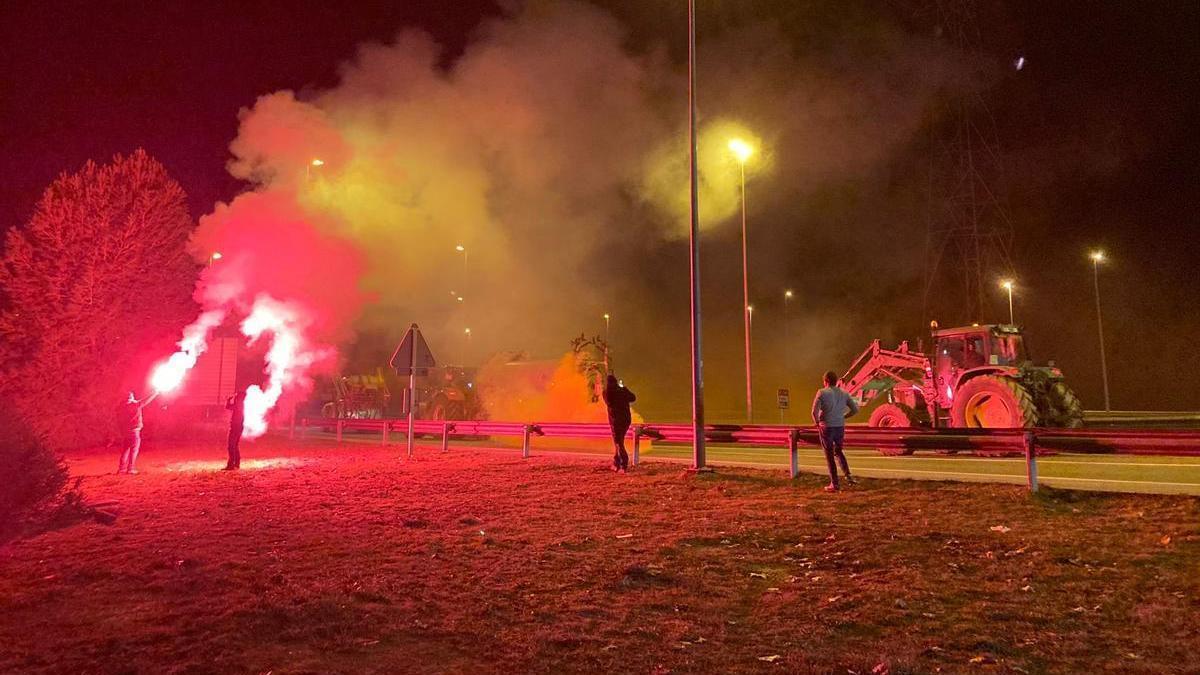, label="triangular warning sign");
[390,323,436,376]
